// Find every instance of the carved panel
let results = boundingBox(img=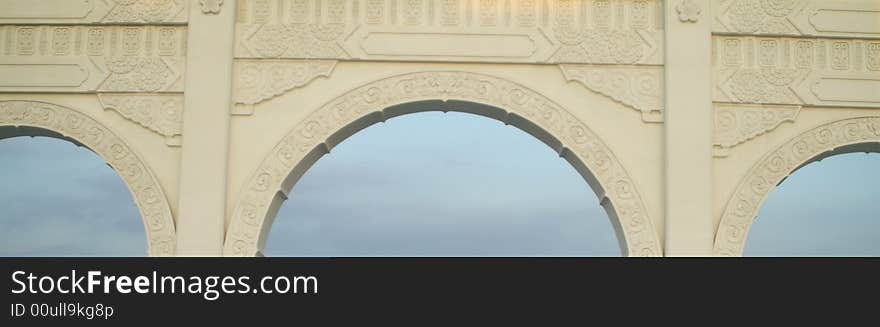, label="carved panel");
[0,100,177,256]
[234,0,664,64]
[560,64,664,122]
[0,0,189,24]
[714,0,880,39]
[0,26,186,93]
[233,59,337,109]
[715,116,880,256]
[99,94,184,146]
[713,36,880,108]
[225,71,663,257]
[713,103,801,156]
